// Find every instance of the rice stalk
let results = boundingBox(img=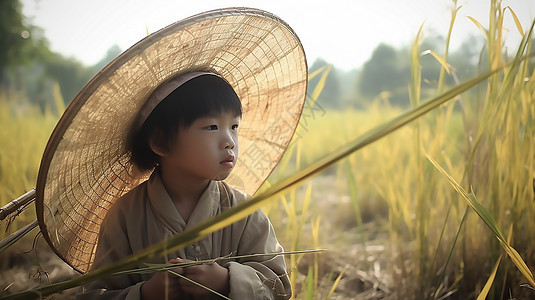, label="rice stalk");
[476,253,503,299]
[308,64,332,108]
[422,4,466,294]
[432,206,468,299]
[325,265,347,300]
[303,266,314,300]
[311,217,320,292]
[51,81,65,117]
[287,184,313,299]
[307,65,328,81]
[280,191,299,295]
[297,184,312,250]
[437,0,460,95]
[344,159,362,227]
[465,10,534,296]
[410,23,429,296]
[426,154,535,288]
[503,6,524,36]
